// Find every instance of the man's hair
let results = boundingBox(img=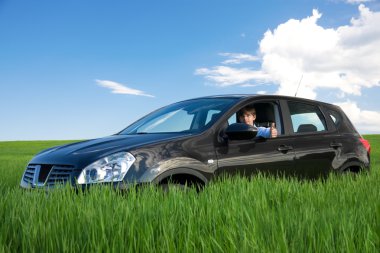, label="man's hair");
[237,105,256,117]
